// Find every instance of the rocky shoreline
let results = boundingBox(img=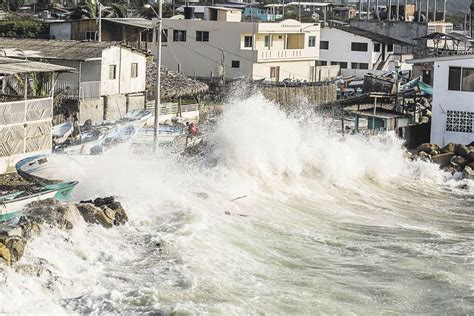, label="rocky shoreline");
[0,197,128,266]
[407,142,474,180]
